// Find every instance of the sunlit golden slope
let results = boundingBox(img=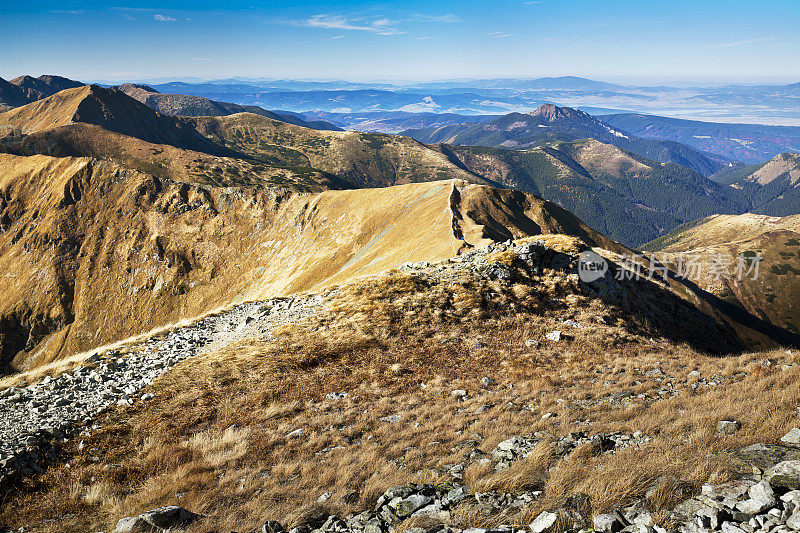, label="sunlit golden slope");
[0,152,613,373]
[645,213,800,336]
